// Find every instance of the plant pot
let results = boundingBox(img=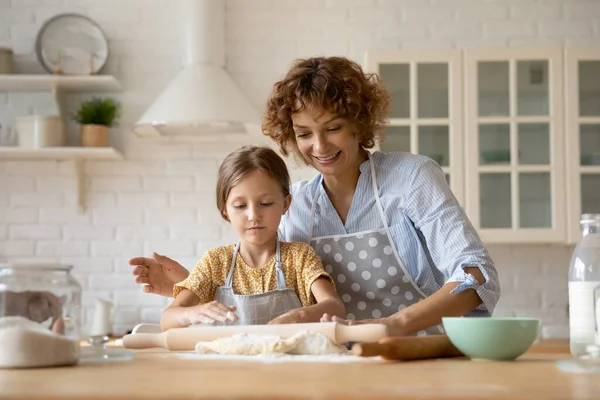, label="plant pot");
[80,124,109,147]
